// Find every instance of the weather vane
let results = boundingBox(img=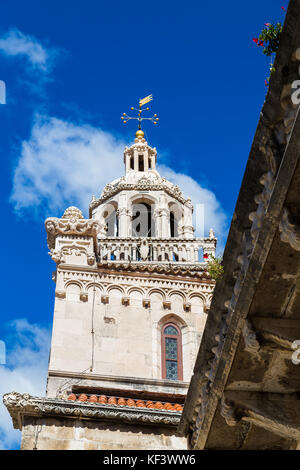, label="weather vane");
[121,94,159,131]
